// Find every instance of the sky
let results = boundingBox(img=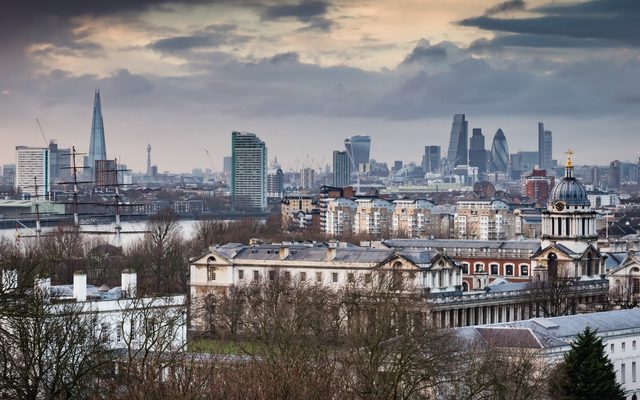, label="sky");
[1,0,639,173]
